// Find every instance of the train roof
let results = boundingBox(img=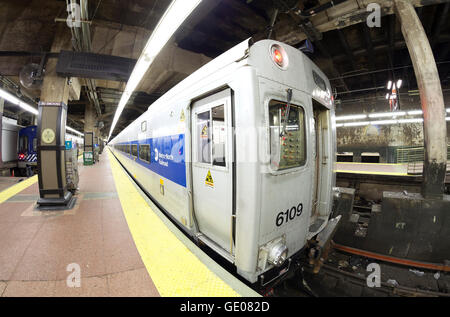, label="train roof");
[112,39,333,142]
